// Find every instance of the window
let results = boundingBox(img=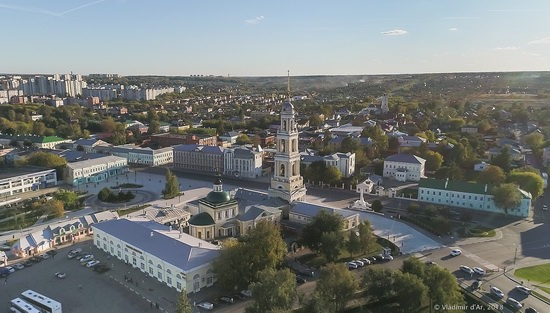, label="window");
[176,282,182,290]
[167,276,172,285]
